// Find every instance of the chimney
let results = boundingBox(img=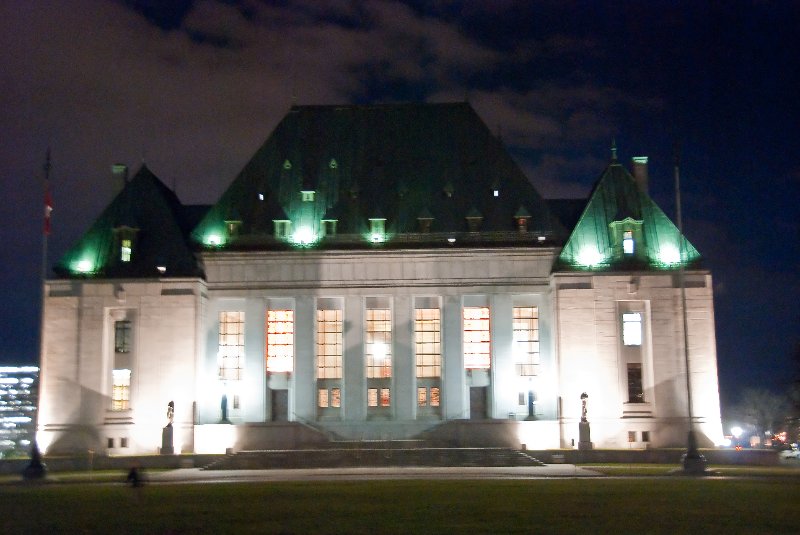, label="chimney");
[631,156,648,193]
[111,163,128,197]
